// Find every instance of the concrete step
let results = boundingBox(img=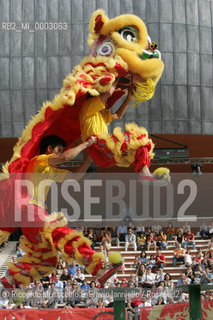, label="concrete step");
[0,241,17,278]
